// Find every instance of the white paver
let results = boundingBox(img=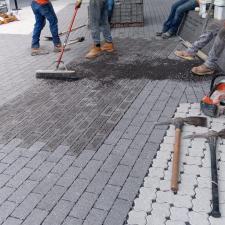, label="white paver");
[170,207,189,222]
[127,211,147,225]
[126,103,225,225]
